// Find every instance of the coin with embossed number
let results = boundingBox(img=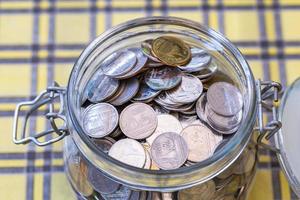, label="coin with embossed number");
[83,103,119,138]
[133,83,161,101]
[146,114,182,145]
[152,36,191,66]
[150,132,188,170]
[85,69,119,103]
[87,164,120,194]
[167,74,203,104]
[207,82,243,116]
[108,138,146,168]
[102,50,137,77]
[110,78,140,106]
[145,67,182,90]
[181,124,222,162]
[120,103,157,139]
